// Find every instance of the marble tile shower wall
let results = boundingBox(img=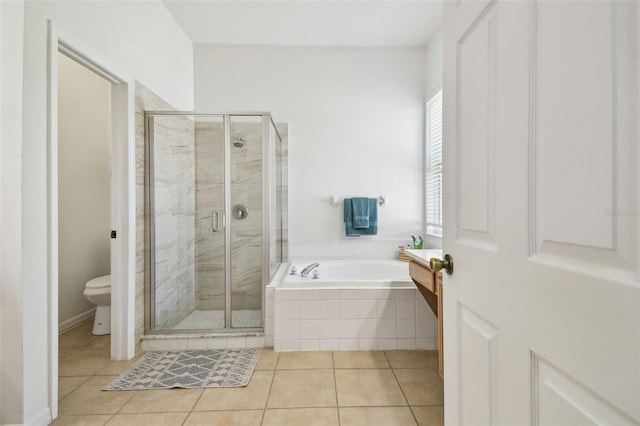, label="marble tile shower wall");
[230,123,264,311]
[135,83,196,339]
[152,117,196,328]
[194,122,225,310]
[194,122,264,312]
[136,83,169,344]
